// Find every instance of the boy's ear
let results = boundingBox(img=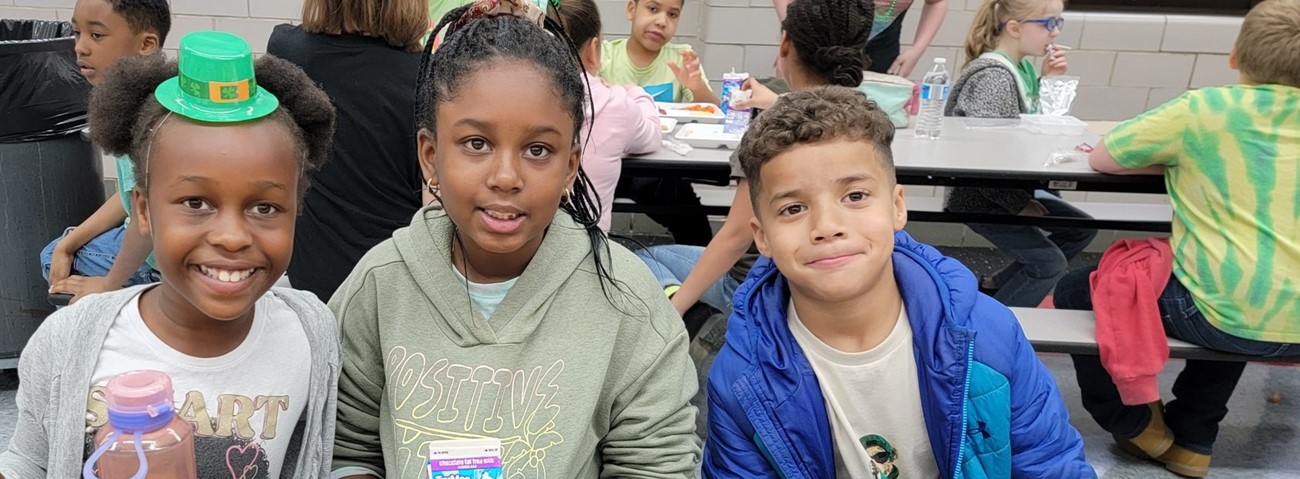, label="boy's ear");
[778,31,792,59]
[1228,47,1239,71]
[892,183,907,231]
[138,31,161,55]
[750,215,770,257]
[626,0,637,21]
[417,128,439,190]
[131,187,153,238]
